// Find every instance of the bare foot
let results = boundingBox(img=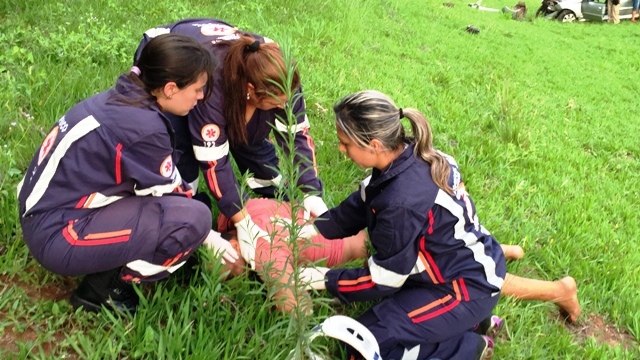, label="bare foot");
[555,276,581,323]
[501,244,525,260]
